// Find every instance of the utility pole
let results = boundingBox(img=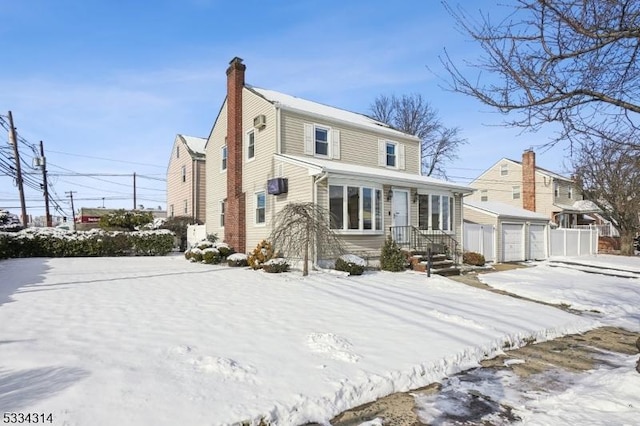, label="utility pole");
[39,141,52,227]
[65,191,77,231]
[8,111,28,227]
[133,172,137,209]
